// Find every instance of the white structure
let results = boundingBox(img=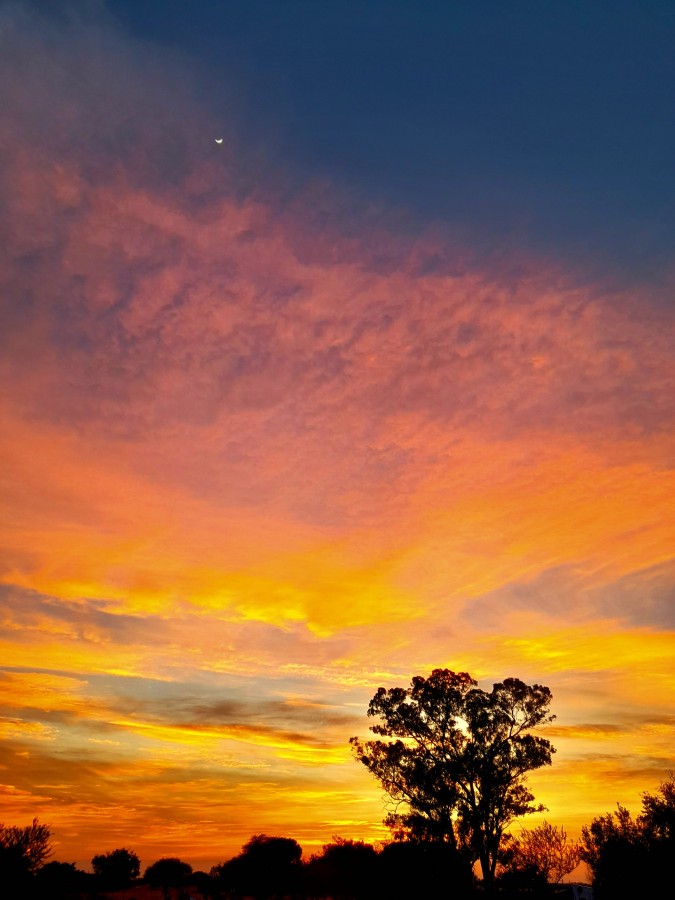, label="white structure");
[560,885,594,900]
